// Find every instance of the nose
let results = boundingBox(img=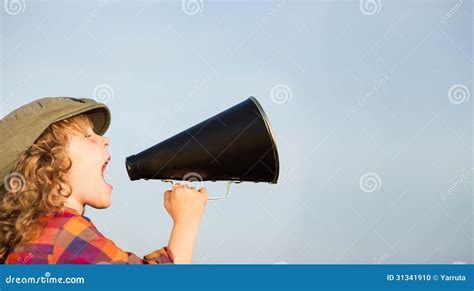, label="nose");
[101,136,109,148]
